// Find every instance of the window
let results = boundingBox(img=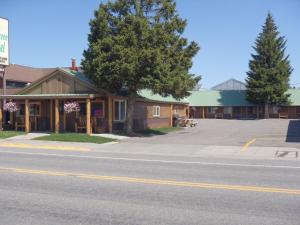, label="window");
[92,101,104,118]
[17,104,25,117]
[272,106,279,114]
[30,103,40,116]
[224,107,232,114]
[114,100,126,121]
[173,107,179,114]
[208,107,217,114]
[153,106,160,117]
[6,80,28,88]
